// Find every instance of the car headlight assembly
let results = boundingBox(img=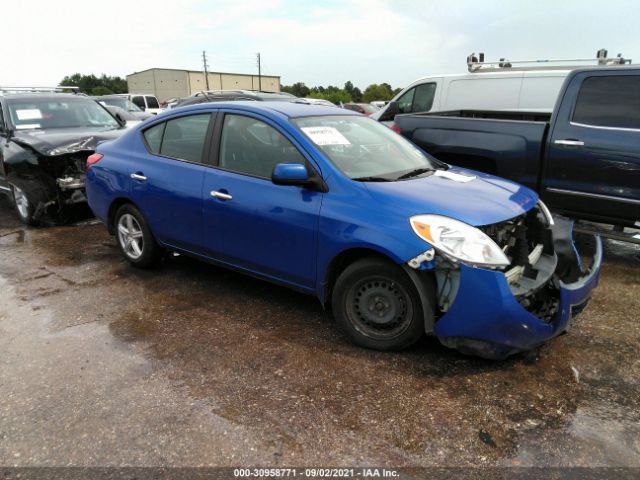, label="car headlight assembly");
[410,214,510,268]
